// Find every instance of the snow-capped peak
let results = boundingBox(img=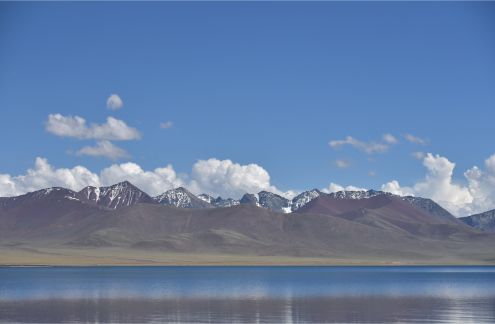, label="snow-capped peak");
[154,187,211,209]
[291,189,321,211]
[76,181,154,209]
